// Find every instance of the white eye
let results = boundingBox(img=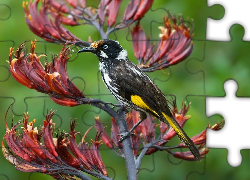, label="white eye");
[103,45,108,49]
